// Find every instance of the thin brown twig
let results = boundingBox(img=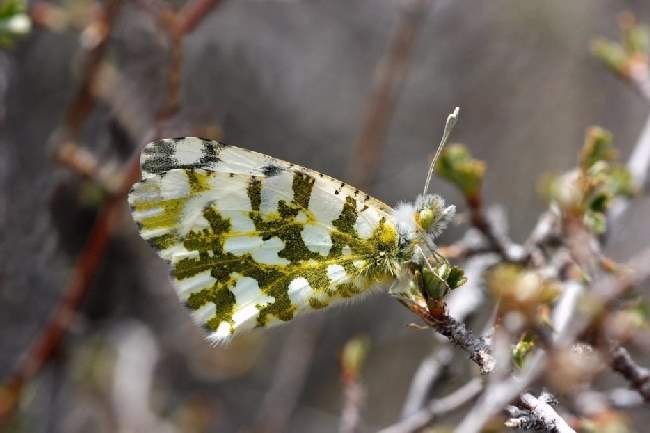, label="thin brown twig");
[48,0,122,184]
[609,345,650,402]
[466,195,521,262]
[60,0,123,138]
[175,0,223,36]
[348,0,433,187]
